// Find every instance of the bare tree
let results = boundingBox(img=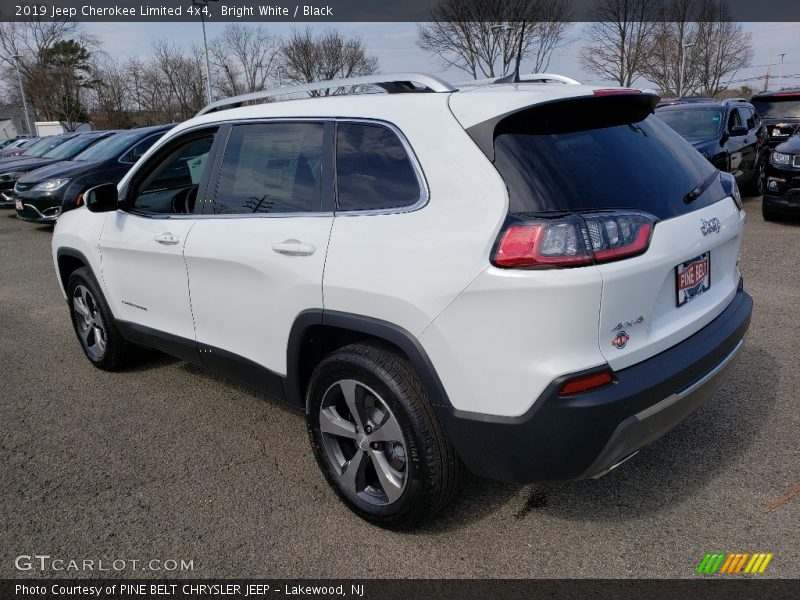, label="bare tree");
[640,0,751,98]
[90,57,135,129]
[150,40,207,119]
[277,28,378,95]
[416,0,571,80]
[209,24,278,97]
[579,0,659,87]
[693,0,753,97]
[640,0,700,96]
